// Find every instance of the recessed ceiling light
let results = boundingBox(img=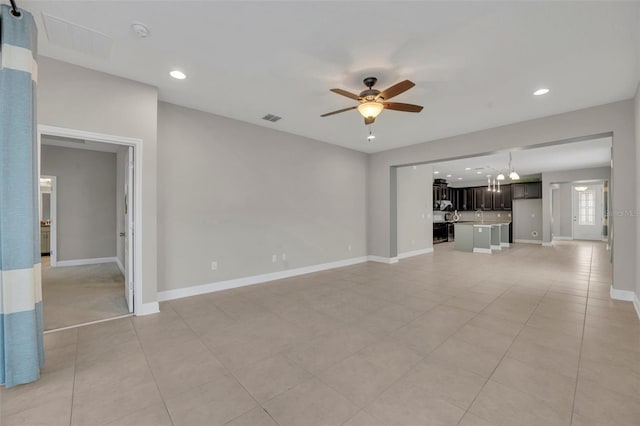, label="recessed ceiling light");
[170,70,186,80]
[433,171,439,174]
[446,174,452,178]
[457,177,463,180]
[476,171,482,174]
[465,167,471,171]
[533,88,549,96]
